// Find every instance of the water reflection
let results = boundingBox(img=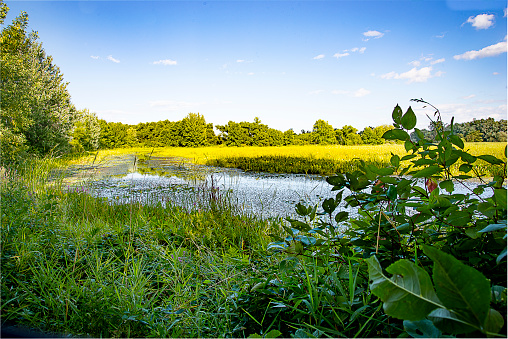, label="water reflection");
[86,155,500,220]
